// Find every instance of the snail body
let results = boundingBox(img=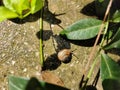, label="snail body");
[57,49,72,63]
